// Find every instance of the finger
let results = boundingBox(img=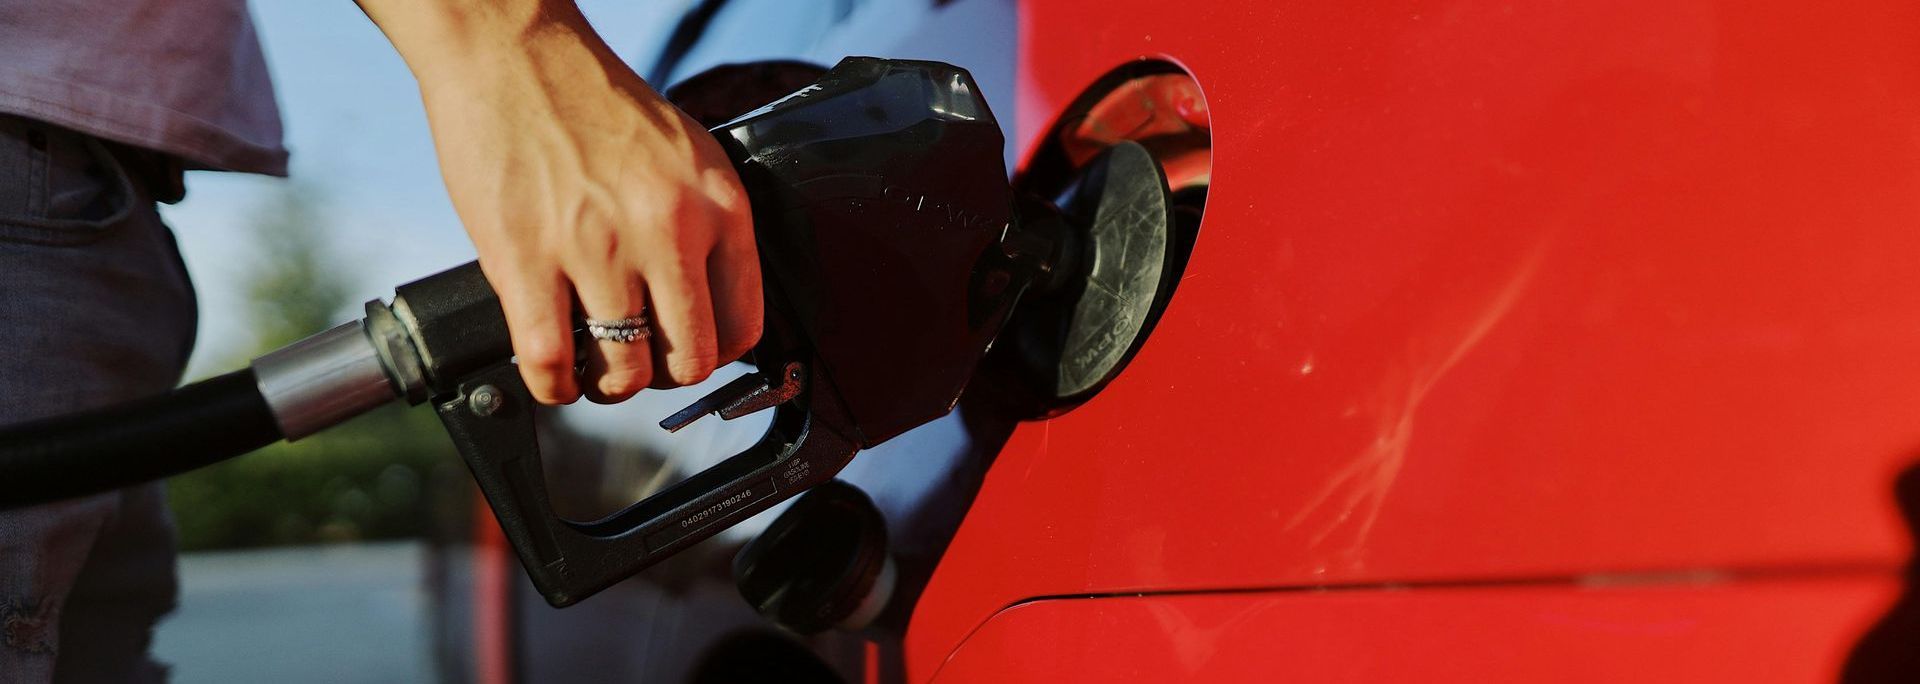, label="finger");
[708,229,764,364]
[646,245,720,388]
[572,266,655,404]
[487,262,580,405]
